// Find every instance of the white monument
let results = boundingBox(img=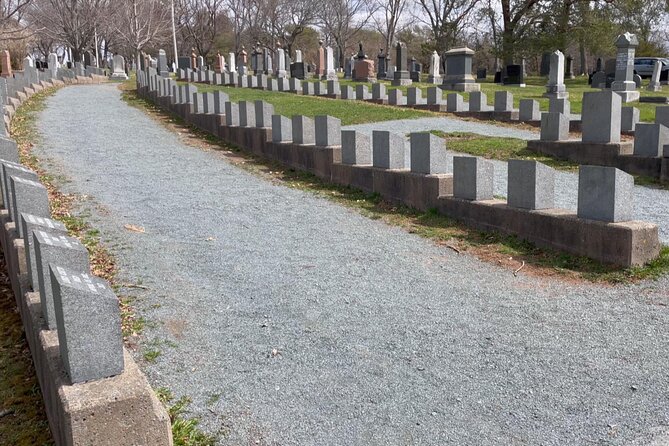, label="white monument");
[110,54,128,80]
